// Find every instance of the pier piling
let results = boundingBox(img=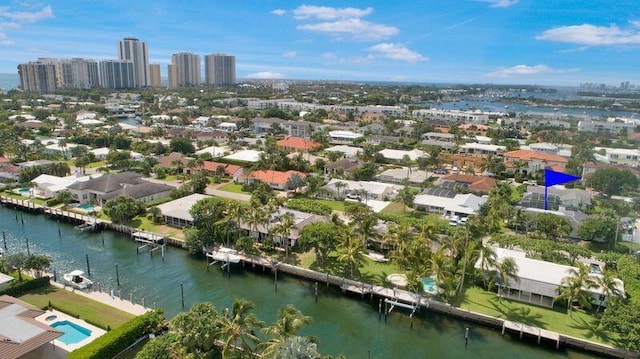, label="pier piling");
[115,264,120,288]
[180,283,185,310]
[85,254,91,276]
